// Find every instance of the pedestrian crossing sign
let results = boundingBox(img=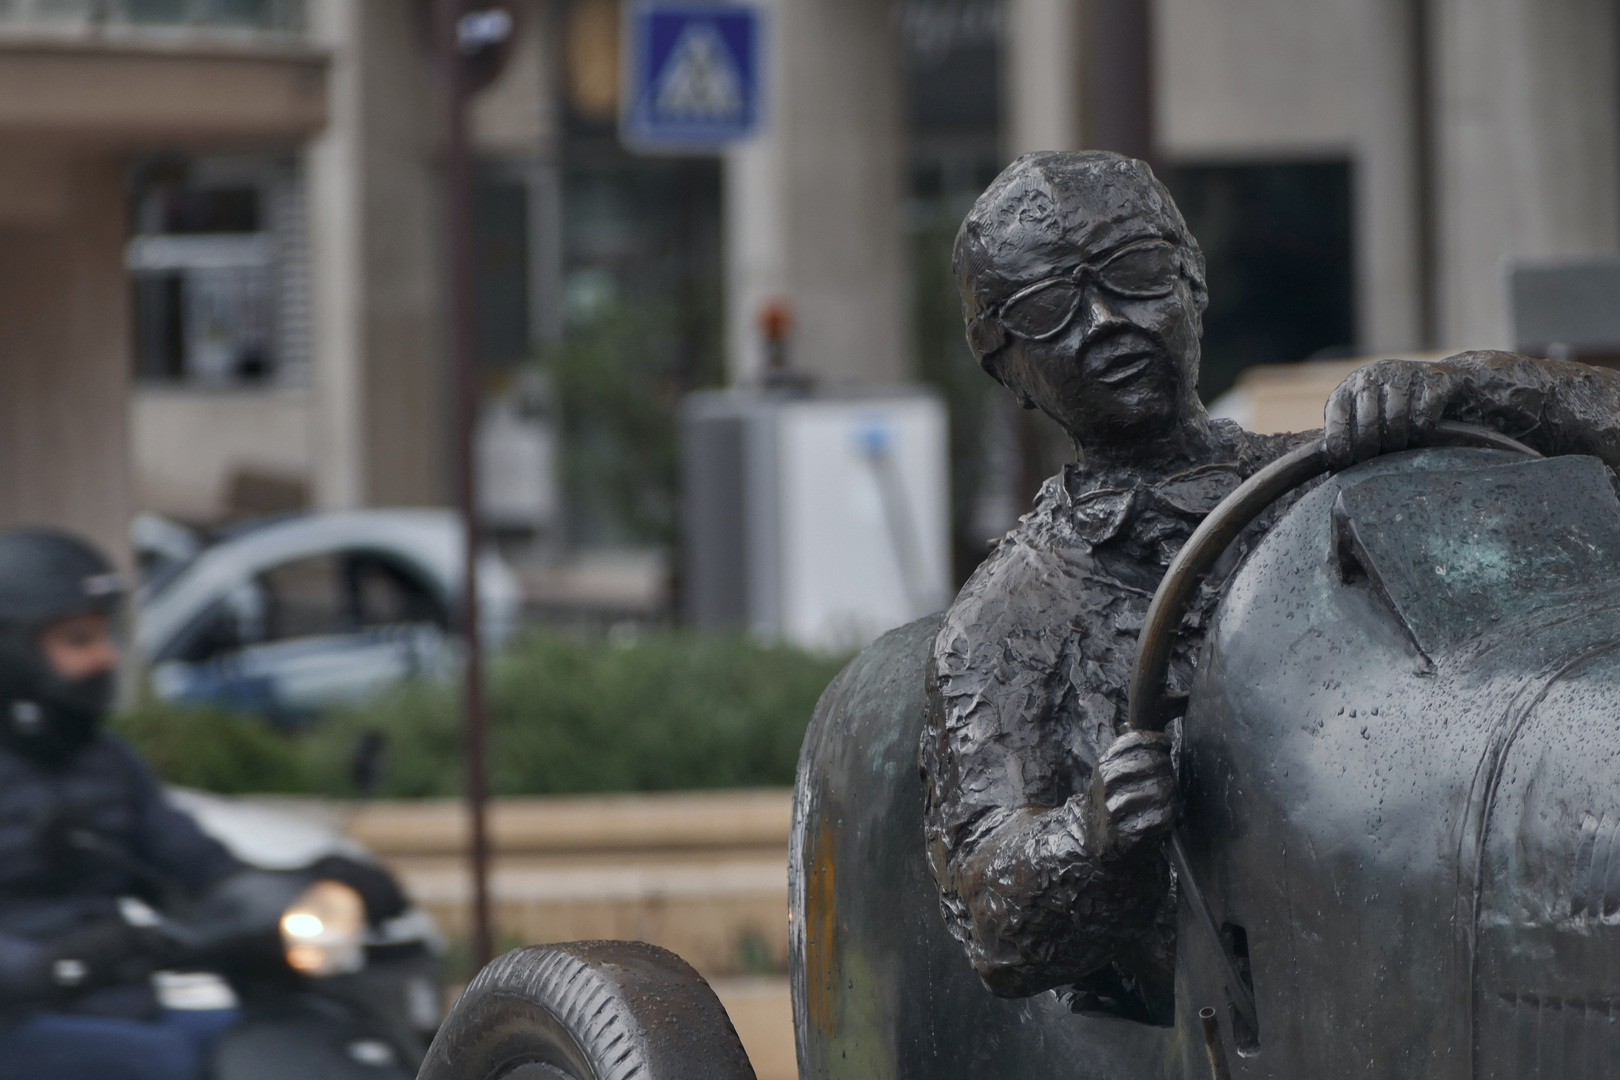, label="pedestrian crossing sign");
[622,1,761,149]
